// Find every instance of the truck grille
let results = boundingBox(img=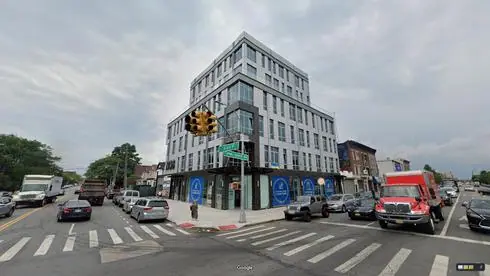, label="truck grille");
[288,206,298,211]
[383,203,411,214]
[21,194,37,199]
